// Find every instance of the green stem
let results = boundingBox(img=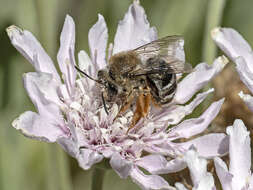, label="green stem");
[57,147,73,190]
[202,0,227,64]
[45,145,58,190]
[91,168,106,190]
[44,145,73,190]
